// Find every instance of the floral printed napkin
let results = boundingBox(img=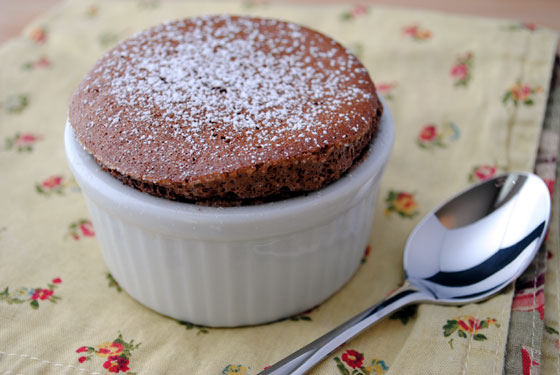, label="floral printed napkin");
[539,61,560,375]
[504,59,560,375]
[0,1,558,374]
